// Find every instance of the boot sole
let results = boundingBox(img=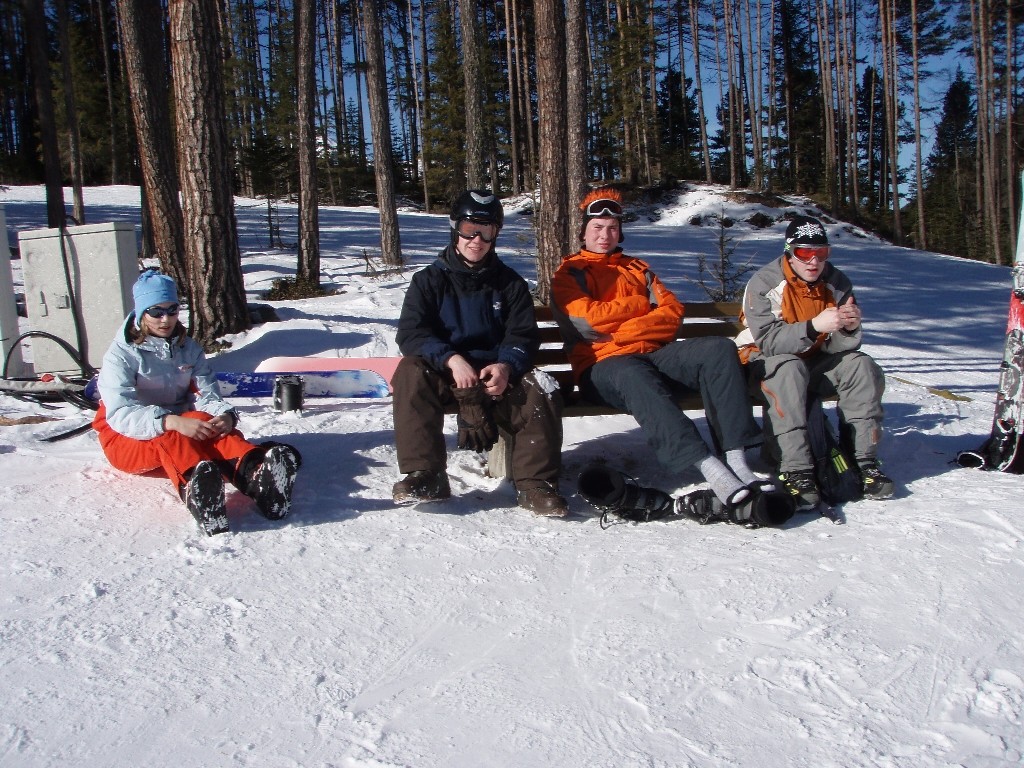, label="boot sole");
[251,447,299,520]
[186,461,229,536]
